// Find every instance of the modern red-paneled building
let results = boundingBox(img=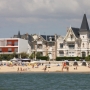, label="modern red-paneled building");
[0,38,29,54]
